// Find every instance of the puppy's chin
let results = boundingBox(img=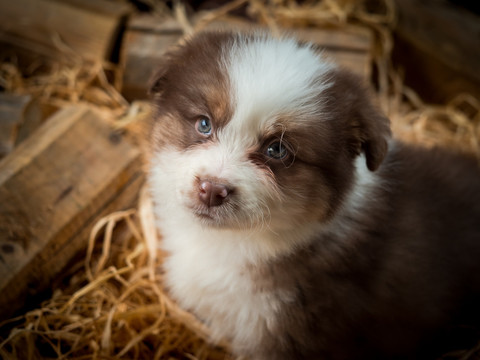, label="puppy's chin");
[188,204,237,228]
